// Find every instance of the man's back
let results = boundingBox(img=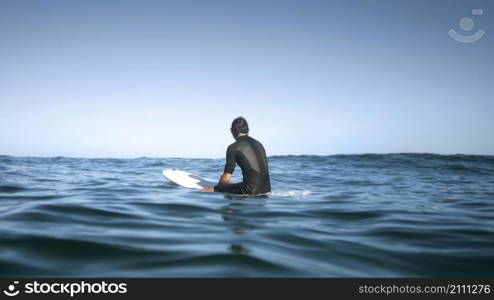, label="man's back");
[224,135,271,195]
